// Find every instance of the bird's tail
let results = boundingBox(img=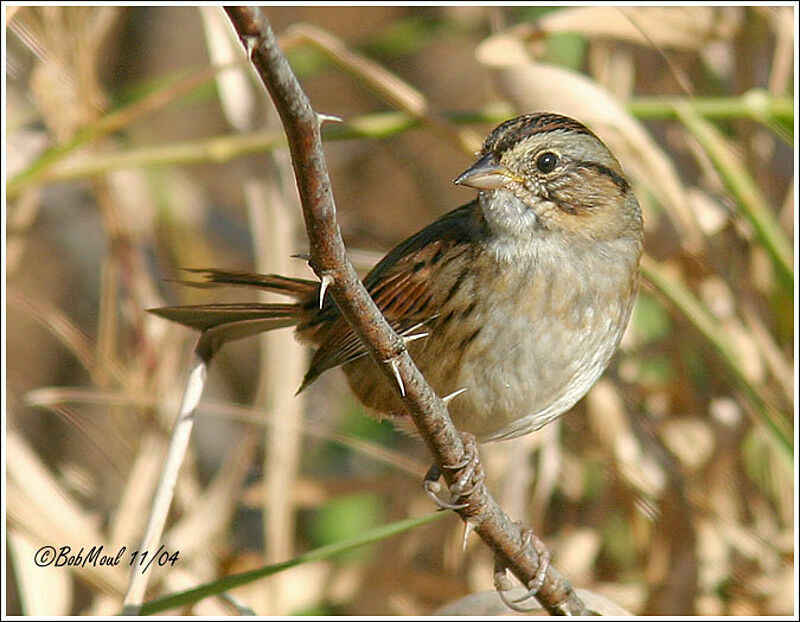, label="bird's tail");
[149,269,318,361]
